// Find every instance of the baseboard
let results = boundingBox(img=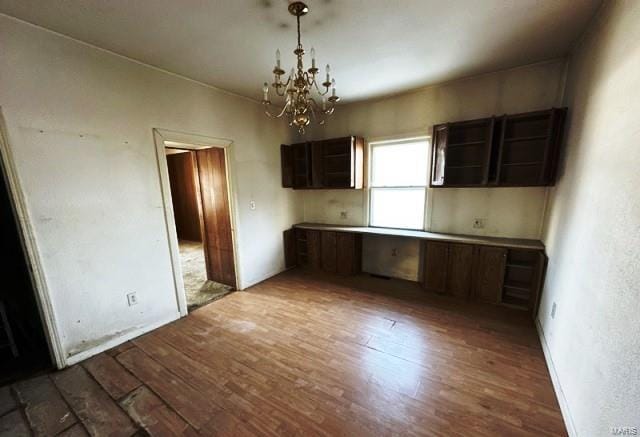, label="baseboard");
[63,313,180,367]
[535,318,578,437]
